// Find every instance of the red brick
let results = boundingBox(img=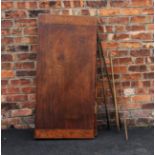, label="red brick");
[119,42,141,48]
[24,27,37,35]
[86,1,107,8]
[109,17,129,24]
[2,29,10,36]
[2,88,7,95]
[143,8,154,15]
[143,72,154,79]
[114,25,126,32]
[81,9,90,15]
[7,87,20,94]
[15,19,37,27]
[1,54,13,62]
[11,28,22,35]
[147,24,154,31]
[132,95,151,103]
[16,71,36,77]
[5,10,27,19]
[130,0,152,7]
[131,33,153,40]
[113,34,129,40]
[135,58,144,64]
[130,16,147,23]
[130,49,150,57]
[16,2,37,9]
[101,42,118,49]
[2,70,14,78]
[2,20,13,28]
[143,81,151,87]
[99,8,120,16]
[6,95,28,102]
[16,53,37,61]
[122,73,141,80]
[128,65,147,72]
[110,50,129,57]
[63,1,72,7]
[126,25,145,31]
[1,80,8,86]
[15,62,35,69]
[2,37,13,44]
[113,66,127,74]
[119,57,132,64]
[1,2,13,9]
[39,1,61,8]
[143,101,153,109]
[21,87,36,93]
[2,63,13,70]
[10,79,31,85]
[2,118,21,127]
[13,37,38,44]
[11,108,32,117]
[110,0,129,7]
